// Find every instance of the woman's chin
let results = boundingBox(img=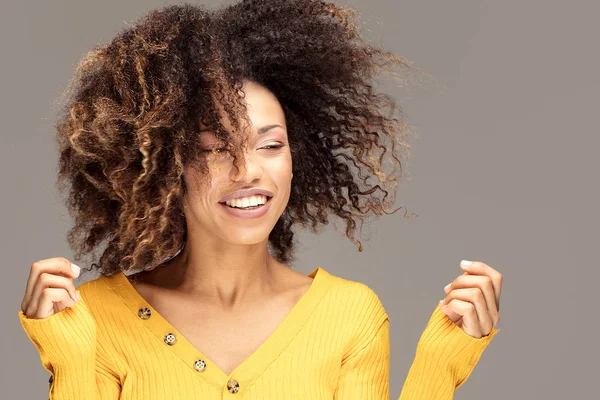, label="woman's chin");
[217,224,277,245]
[223,234,272,246]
